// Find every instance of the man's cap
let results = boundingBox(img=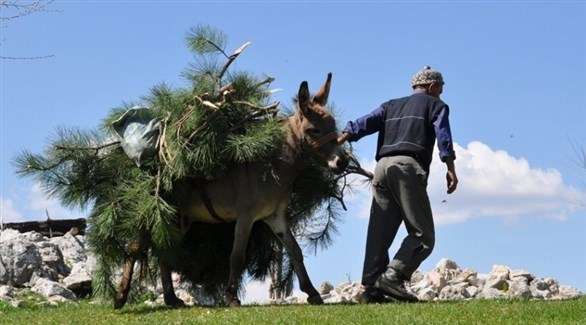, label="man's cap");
[410,65,444,87]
